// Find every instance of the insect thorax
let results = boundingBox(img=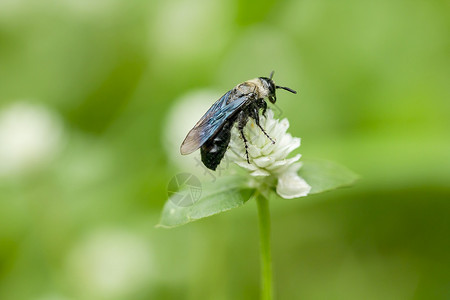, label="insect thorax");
[236,78,270,99]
